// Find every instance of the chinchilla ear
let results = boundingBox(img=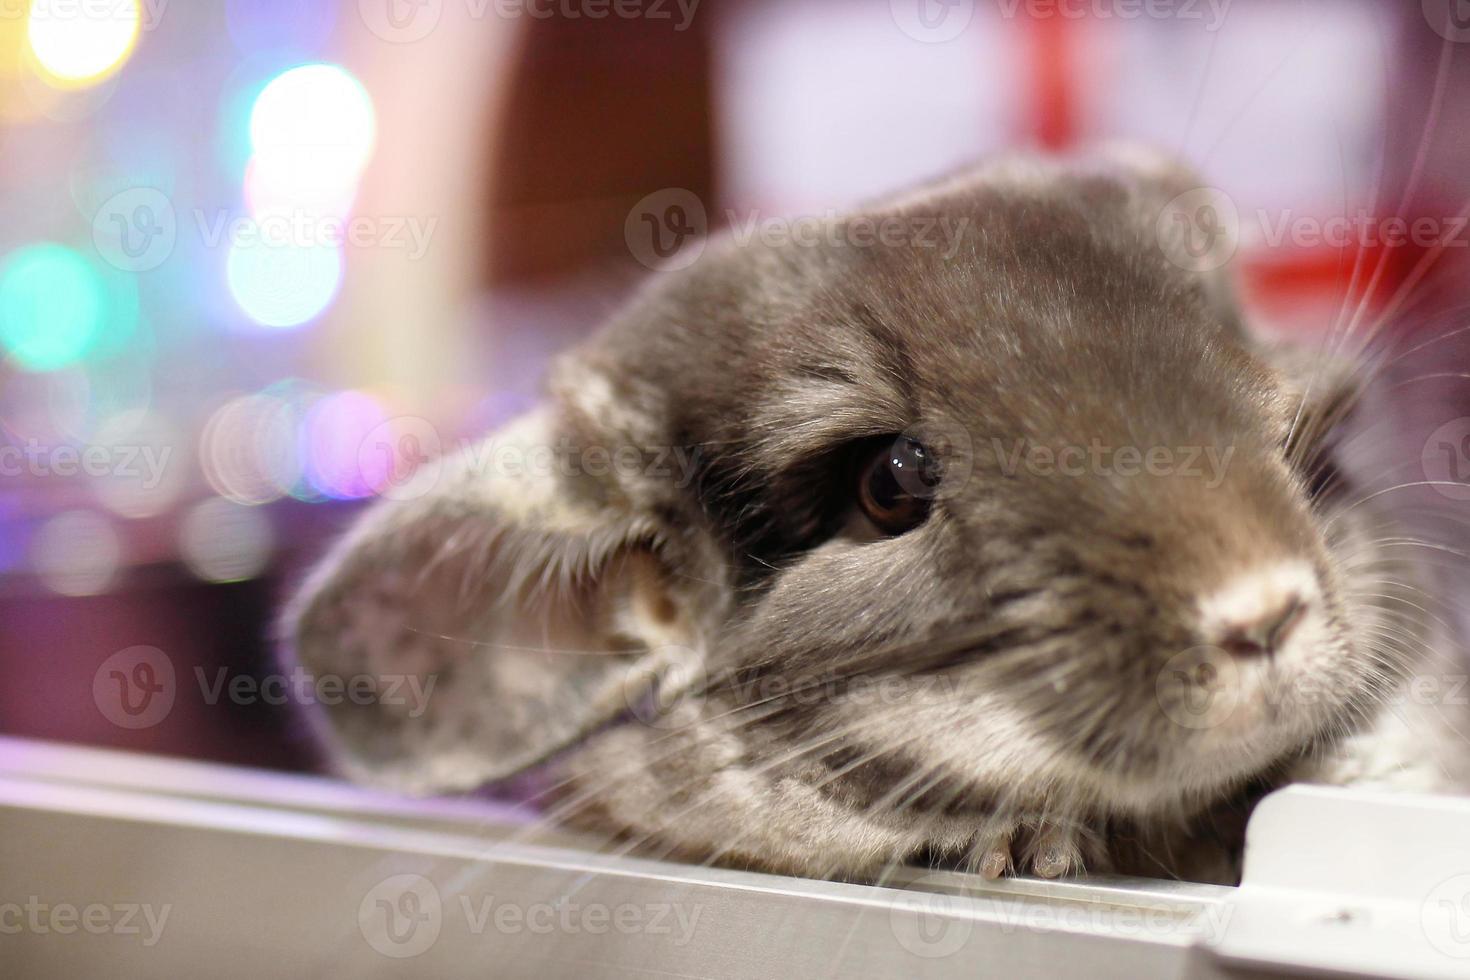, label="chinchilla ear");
[1090,145,1365,427]
[282,405,714,795]
[1259,341,1365,454]
[1091,143,1246,335]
